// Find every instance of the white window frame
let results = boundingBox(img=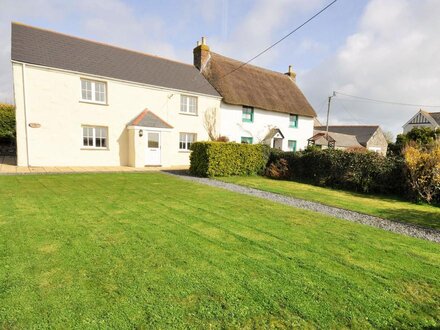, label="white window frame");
[180,95,198,115]
[80,79,107,104]
[82,126,109,149]
[179,132,197,151]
